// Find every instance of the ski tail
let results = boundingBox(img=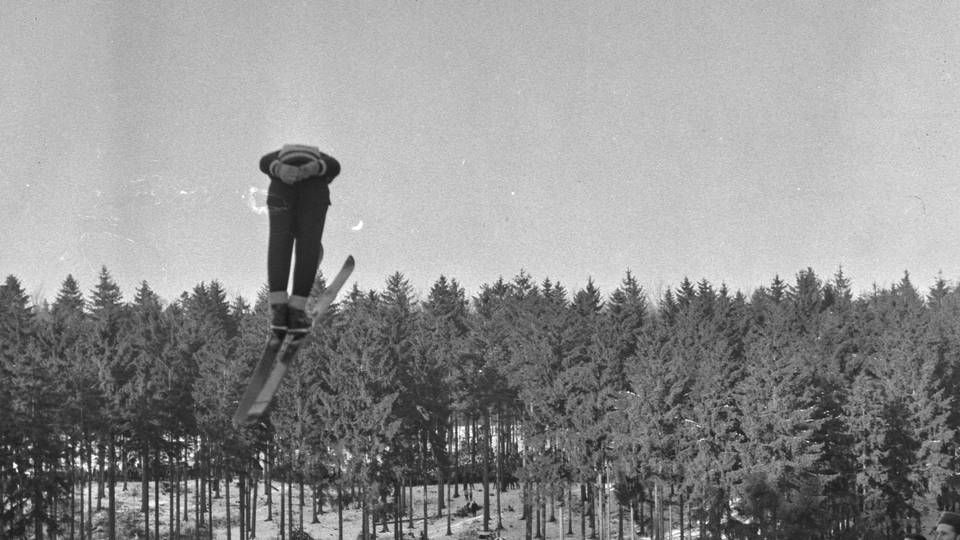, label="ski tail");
[240,334,298,422]
[232,334,286,427]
